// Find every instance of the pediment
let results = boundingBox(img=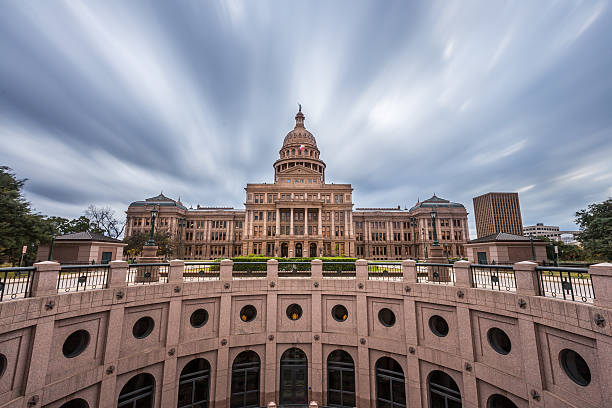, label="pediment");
[280,165,320,176]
